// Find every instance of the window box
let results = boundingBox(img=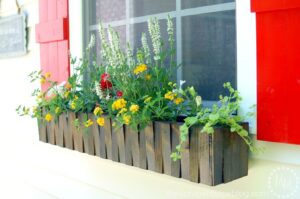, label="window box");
[38,112,248,186]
